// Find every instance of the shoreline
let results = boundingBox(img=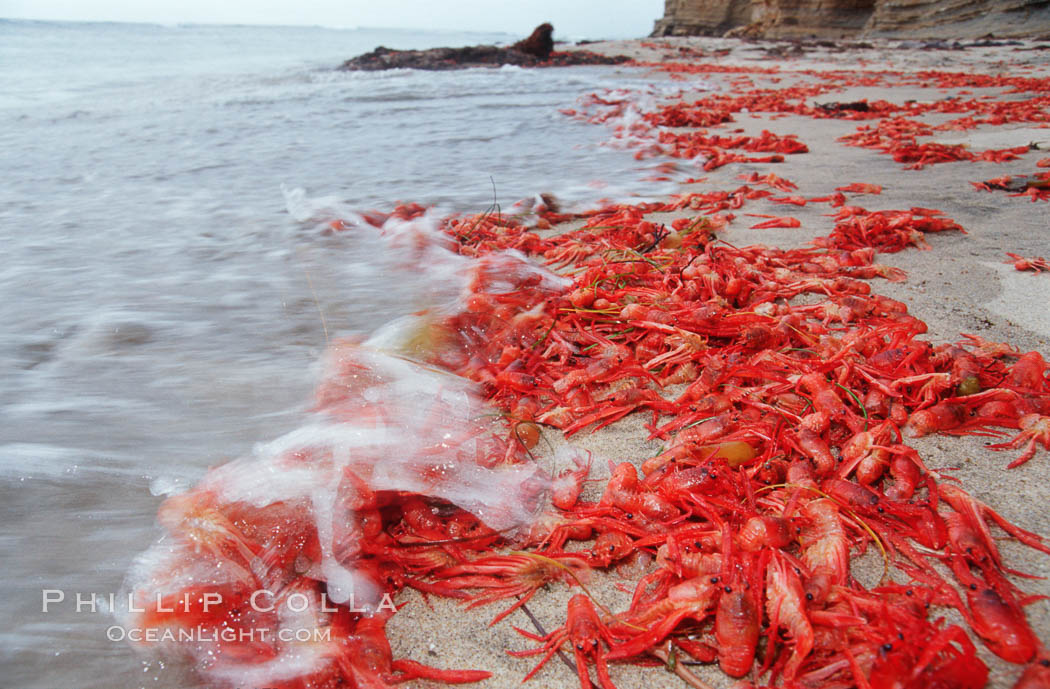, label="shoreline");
[384,37,1050,689]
